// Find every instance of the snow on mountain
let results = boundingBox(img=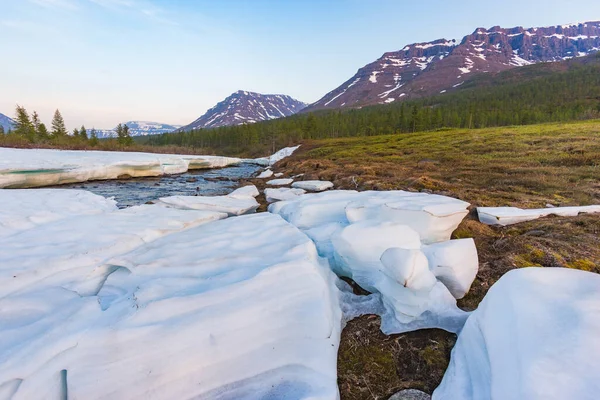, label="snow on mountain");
[304,21,600,112]
[95,121,182,139]
[180,90,307,131]
[0,113,15,132]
